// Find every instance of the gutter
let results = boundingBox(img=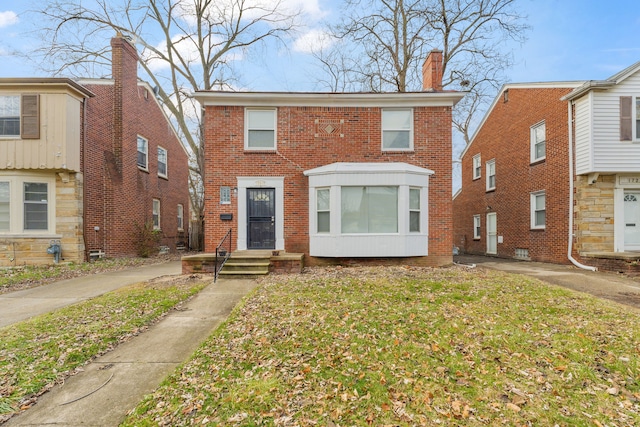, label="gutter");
[567,100,597,271]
